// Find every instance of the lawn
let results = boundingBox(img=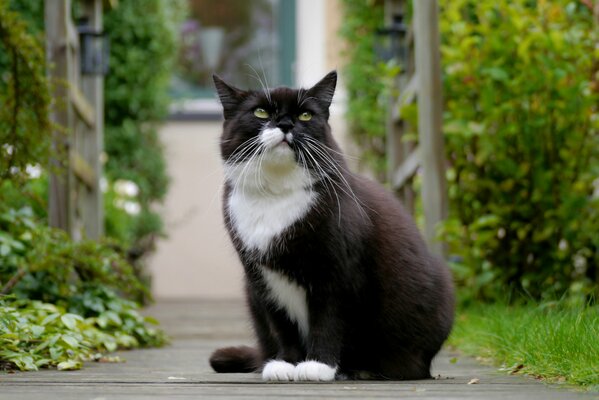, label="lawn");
[449,302,599,390]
